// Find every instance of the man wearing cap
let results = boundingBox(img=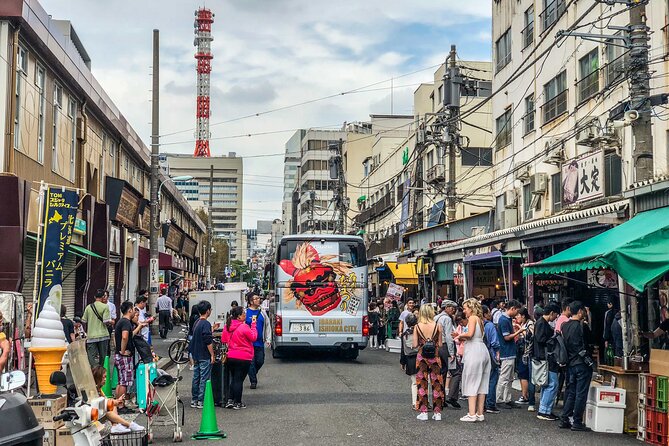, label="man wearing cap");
[435,299,461,409]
